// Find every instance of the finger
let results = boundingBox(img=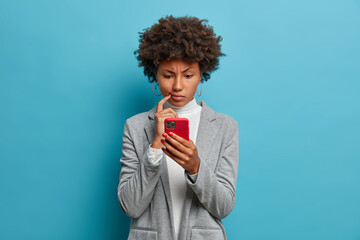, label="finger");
[156,113,176,121]
[168,132,192,147]
[162,139,188,160]
[156,94,171,112]
[162,147,185,166]
[163,134,188,153]
[166,107,178,118]
[157,108,178,118]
